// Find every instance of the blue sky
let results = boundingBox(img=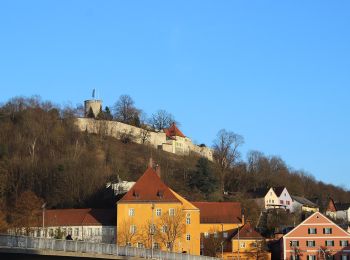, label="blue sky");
[1,1,349,189]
